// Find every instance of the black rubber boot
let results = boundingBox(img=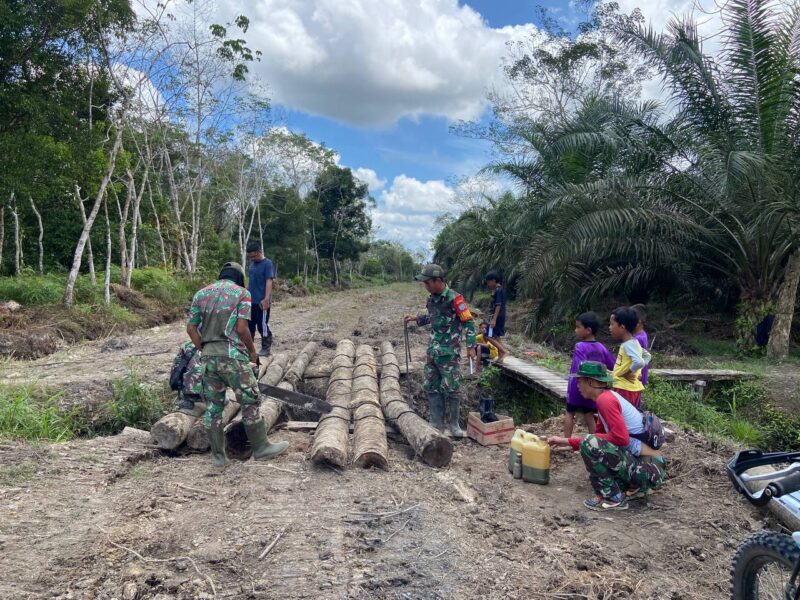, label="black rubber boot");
[257,335,272,357]
[447,395,465,438]
[427,392,445,431]
[208,425,230,468]
[244,418,288,460]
